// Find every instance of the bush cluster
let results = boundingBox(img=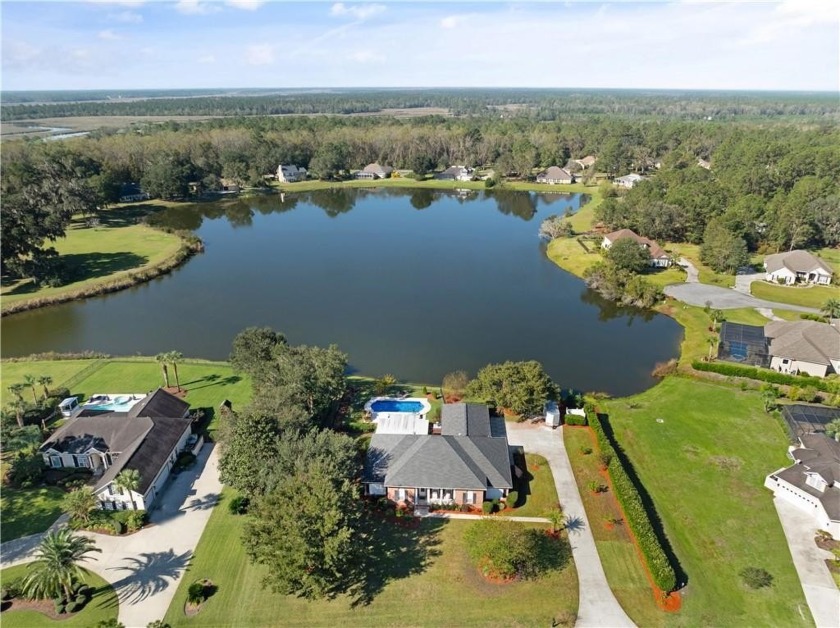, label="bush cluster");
[564,413,588,426]
[464,519,565,580]
[506,490,519,508]
[691,361,840,394]
[588,410,678,592]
